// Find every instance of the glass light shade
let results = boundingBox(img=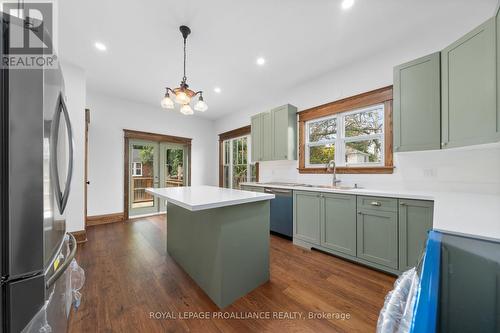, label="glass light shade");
[175,91,191,105]
[194,99,208,112]
[161,95,174,109]
[180,104,194,115]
